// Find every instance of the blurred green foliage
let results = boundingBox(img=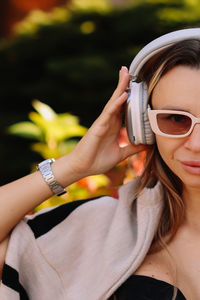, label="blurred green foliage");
[7,100,111,211]
[1,0,200,185]
[7,99,87,158]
